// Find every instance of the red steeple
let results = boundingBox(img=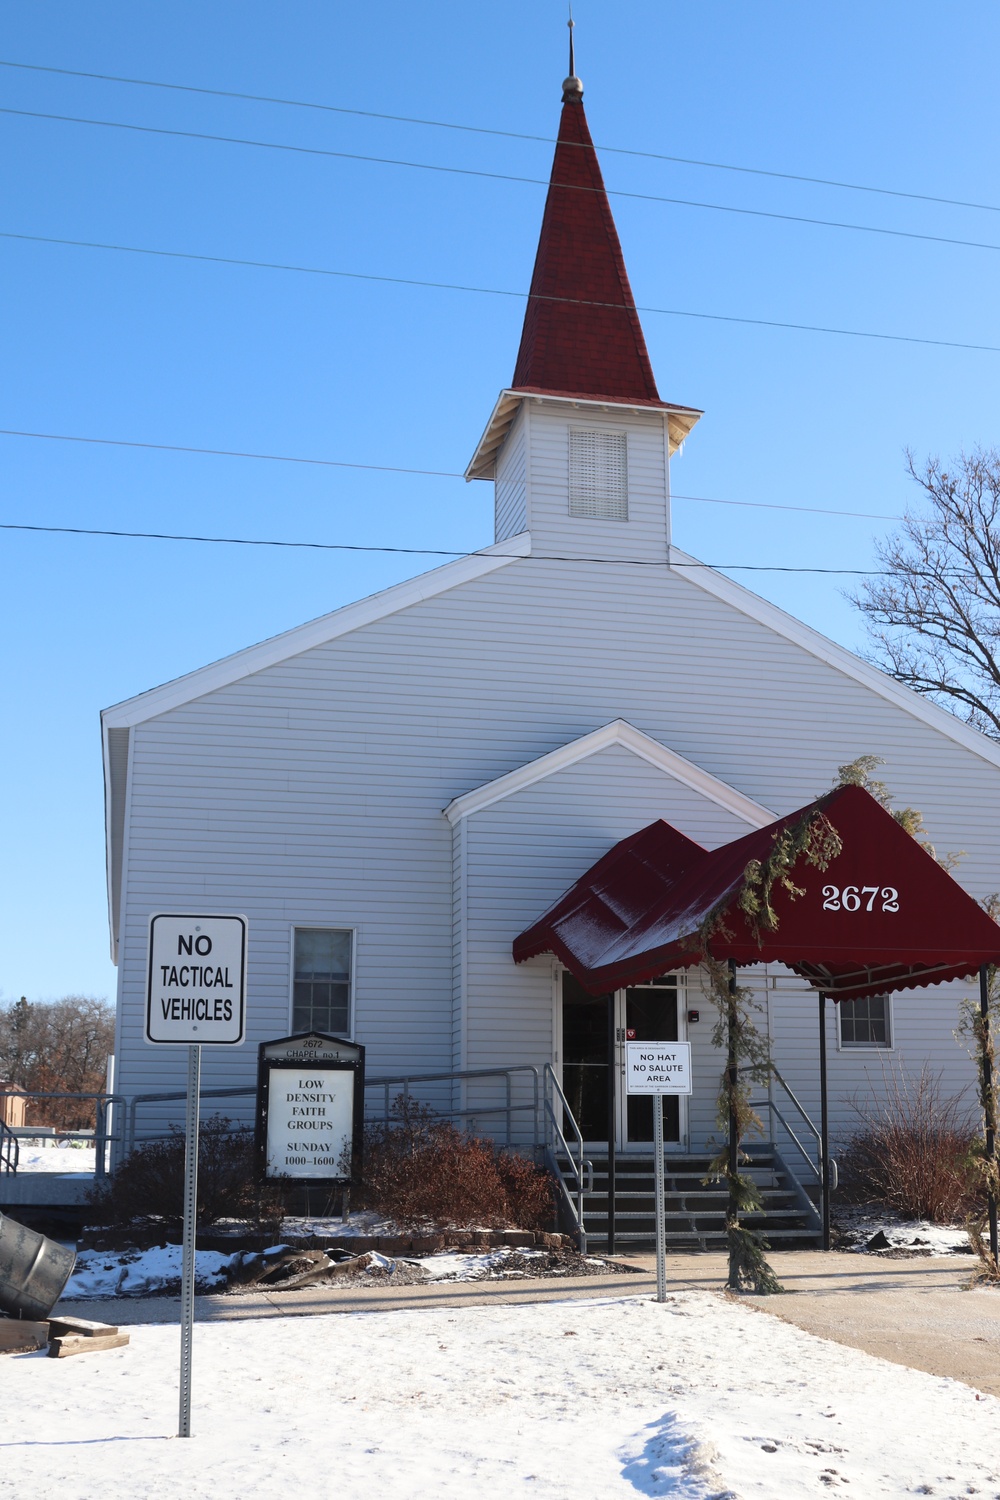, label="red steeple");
[512,72,662,405]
